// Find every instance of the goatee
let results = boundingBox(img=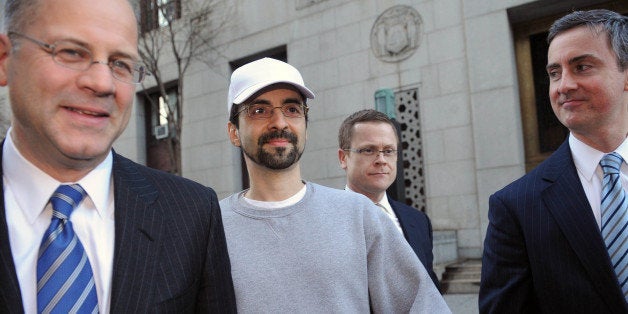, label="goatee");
[244,129,303,170]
